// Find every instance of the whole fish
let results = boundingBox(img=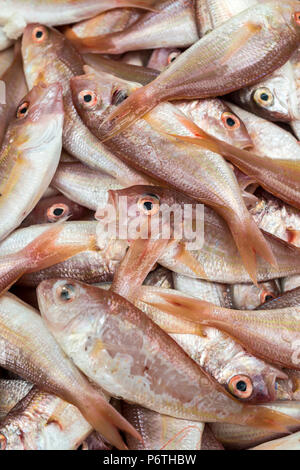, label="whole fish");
[37,278,299,432]
[21,24,151,187]
[71,7,141,38]
[52,162,122,212]
[0,42,27,147]
[0,380,33,420]
[0,0,156,39]
[0,387,92,450]
[66,0,199,54]
[0,221,128,286]
[231,280,281,310]
[71,68,275,284]
[0,292,139,449]
[140,287,300,369]
[99,1,300,138]
[122,403,204,450]
[0,47,14,76]
[0,83,63,240]
[83,54,159,85]
[147,48,181,71]
[227,103,300,162]
[211,401,300,450]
